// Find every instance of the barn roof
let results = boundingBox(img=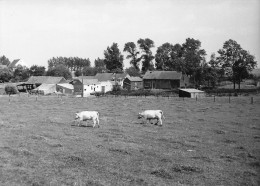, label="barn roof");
[26,76,66,84]
[143,71,182,80]
[95,73,128,81]
[179,89,205,93]
[57,83,74,89]
[8,59,20,68]
[127,77,143,82]
[82,79,99,85]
